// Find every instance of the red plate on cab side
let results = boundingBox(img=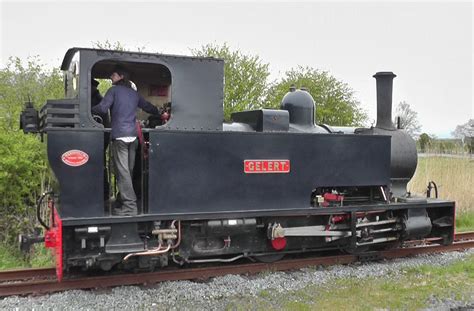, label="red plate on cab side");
[61,149,89,167]
[244,160,290,174]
